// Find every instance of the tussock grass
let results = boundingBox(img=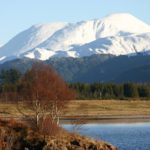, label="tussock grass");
[63,100,150,116]
[0,100,150,118]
